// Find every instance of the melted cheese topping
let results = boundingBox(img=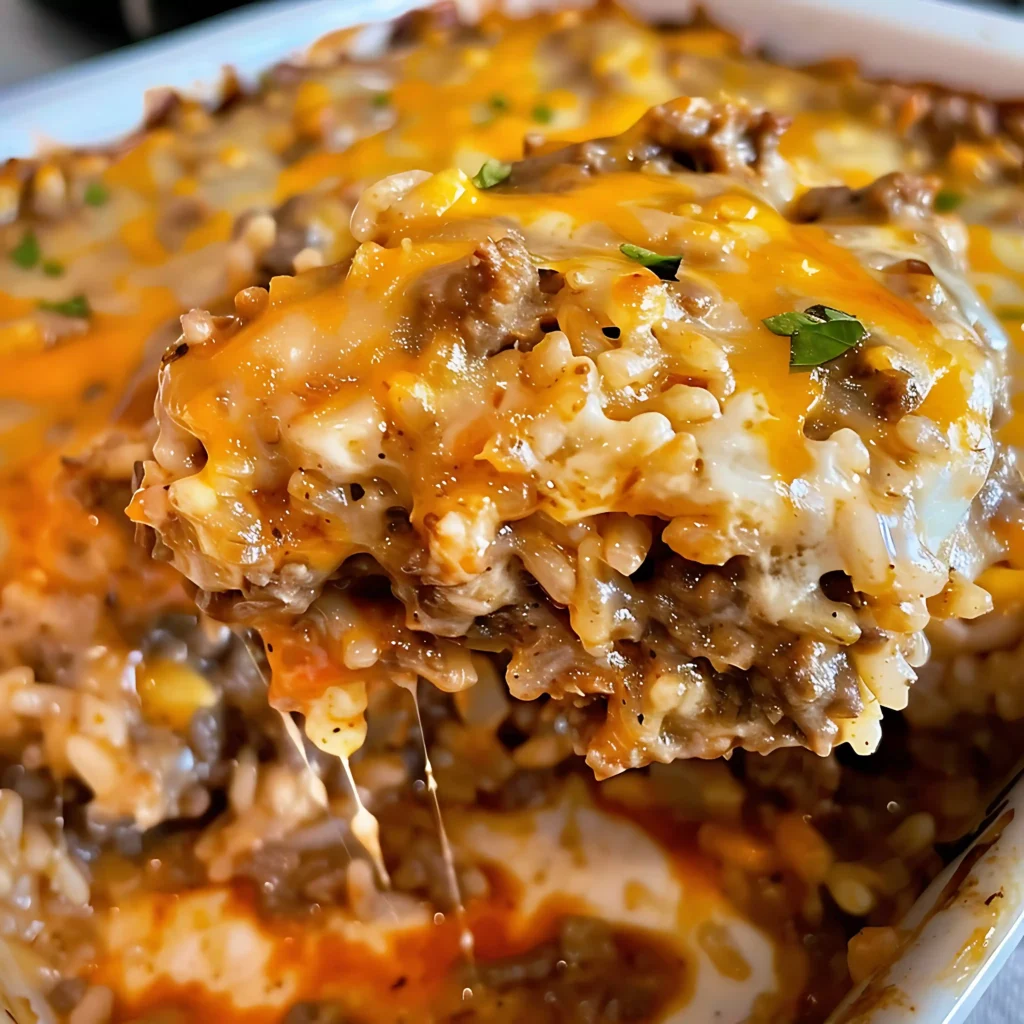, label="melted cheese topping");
[131,99,1001,769]
[93,784,791,1024]
[0,6,1023,1023]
